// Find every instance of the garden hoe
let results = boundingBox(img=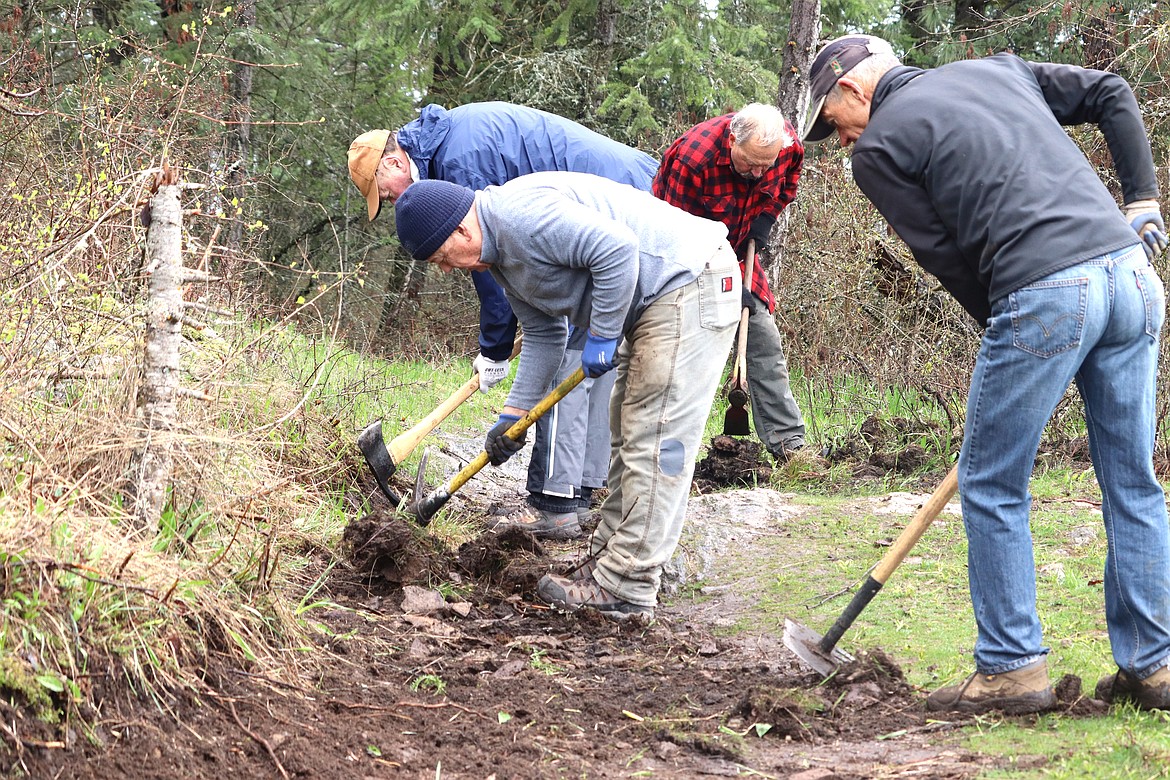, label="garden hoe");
[358,335,523,507]
[407,366,587,526]
[783,464,959,676]
[722,239,755,436]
